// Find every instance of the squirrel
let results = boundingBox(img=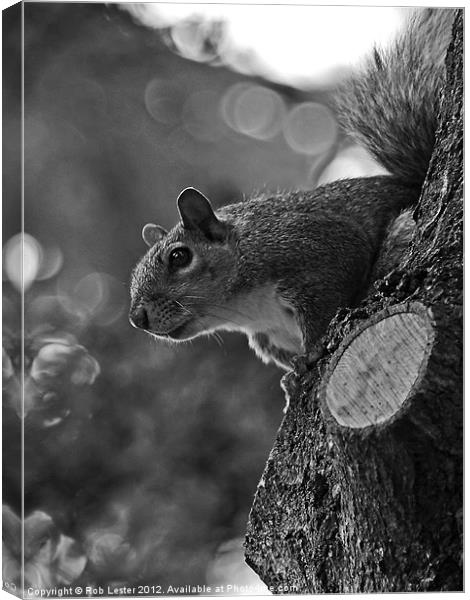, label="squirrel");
[129,8,455,371]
